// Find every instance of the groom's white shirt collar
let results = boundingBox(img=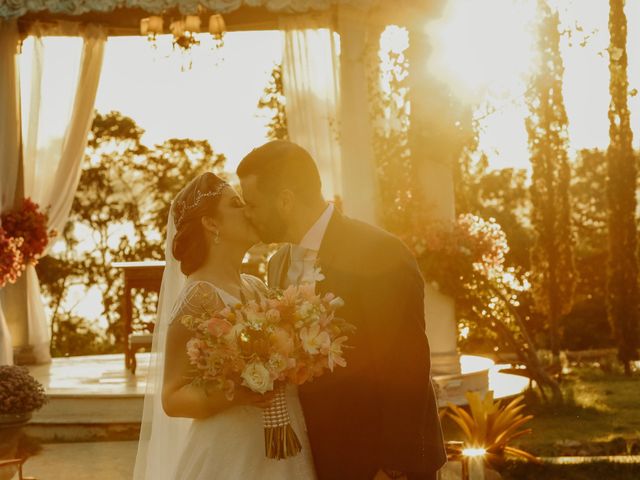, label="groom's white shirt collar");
[297,203,334,252]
